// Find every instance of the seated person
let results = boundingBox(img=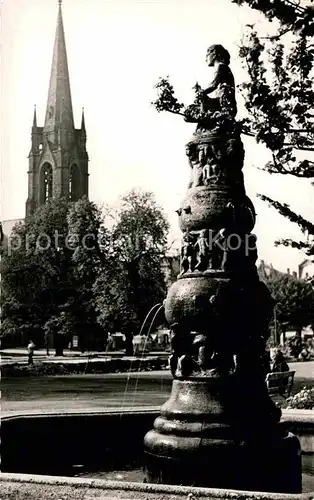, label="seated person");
[272,349,290,372]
